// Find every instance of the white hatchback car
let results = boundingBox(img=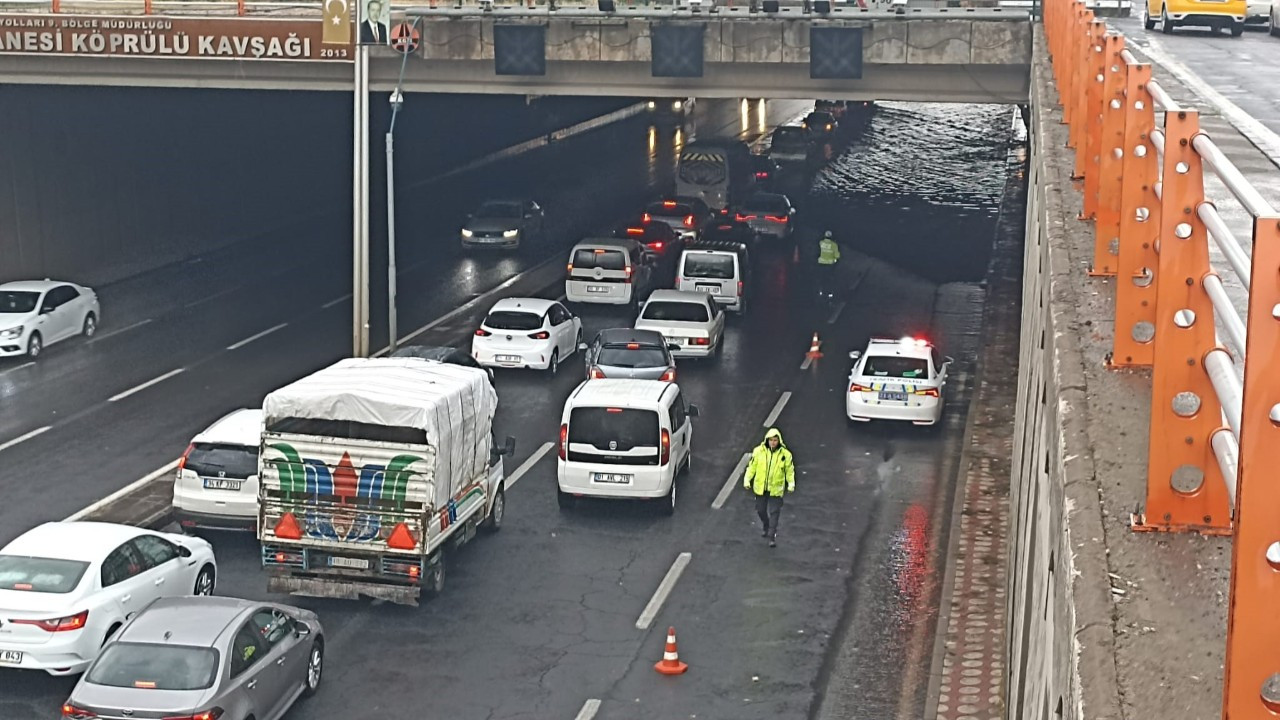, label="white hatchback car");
[0,280,100,360]
[472,298,582,373]
[846,337,952,426]
[173,409,263,531]
[0,522,216,676]
[634,289,726,359]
